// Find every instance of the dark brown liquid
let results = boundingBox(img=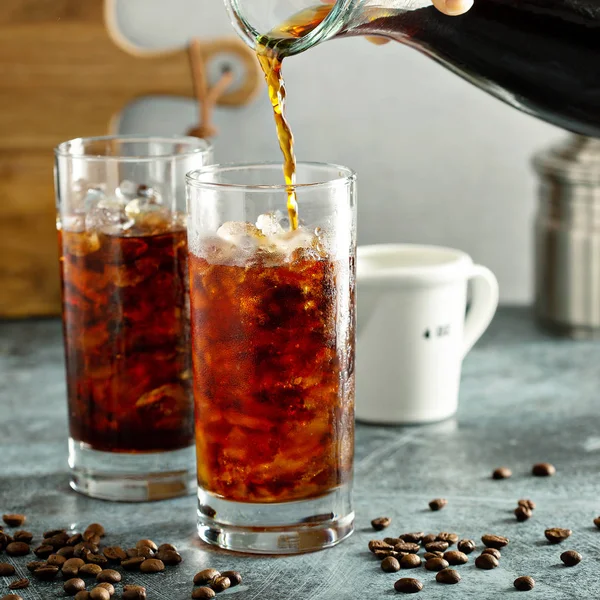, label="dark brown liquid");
[59,217,193,453]
[256,5,333,230]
